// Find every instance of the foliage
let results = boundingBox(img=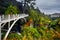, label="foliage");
[5,5,19,15]
[7,33,22,40]
[29,8,40,21]
[22,27,40,39]
[1,32,6,39]
[50,18,60,33]
[37,26,55,40]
